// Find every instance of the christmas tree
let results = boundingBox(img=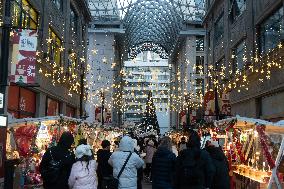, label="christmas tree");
[141,91,160,135]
